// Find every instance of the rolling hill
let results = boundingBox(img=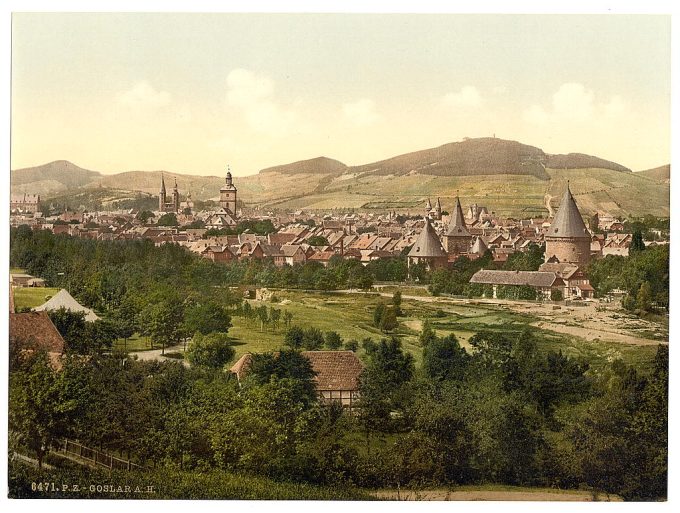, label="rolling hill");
[636,164,670,184]
[11,138,669,217]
